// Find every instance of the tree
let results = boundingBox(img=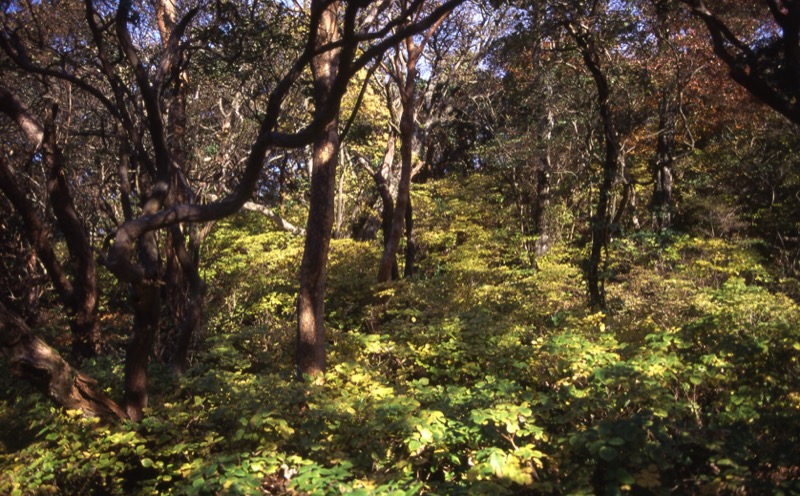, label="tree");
[1,0,470,418]
[0,87,102,360]
[680,0,800,126]
[563,12,623,309]
[377,1,452,283]
[0,301,127,421]
[296,0,342,379]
